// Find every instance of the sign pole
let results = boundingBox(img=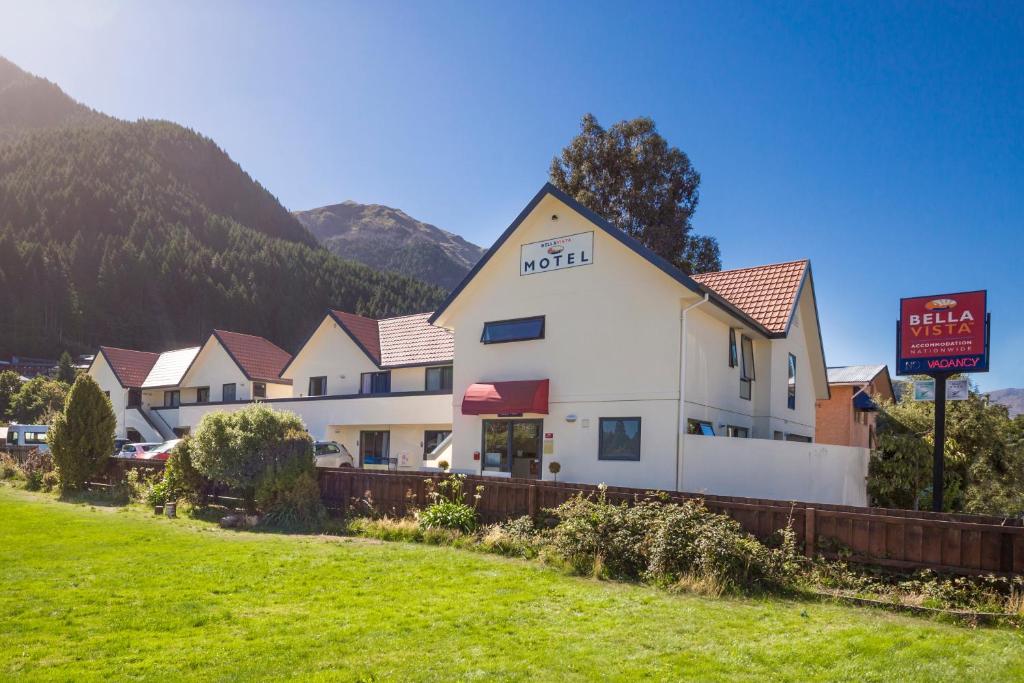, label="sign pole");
[931,372,948,512]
